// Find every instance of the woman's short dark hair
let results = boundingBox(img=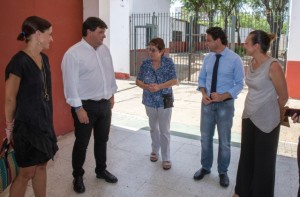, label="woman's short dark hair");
[249,30,276,53]
[148,37,165,51]
[17,16,51,42]
[206,27,228,46]
[82,17,108,37]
